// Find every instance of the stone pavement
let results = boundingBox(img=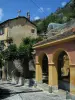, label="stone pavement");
[0,80,75,100]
